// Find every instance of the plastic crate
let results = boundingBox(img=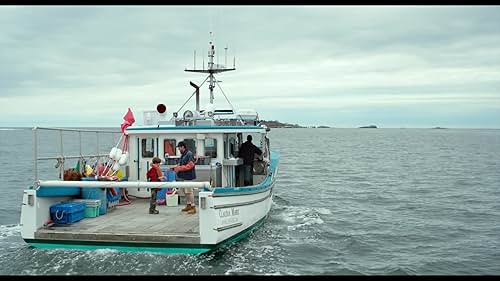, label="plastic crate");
[73,199,101,218]
[106,187,121,202]
[50,202,86,224]
[106,188,121,211]
[166,189,178,207]
[84,205,100,218]
[73,199,100,206]
[81,178,108,216]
